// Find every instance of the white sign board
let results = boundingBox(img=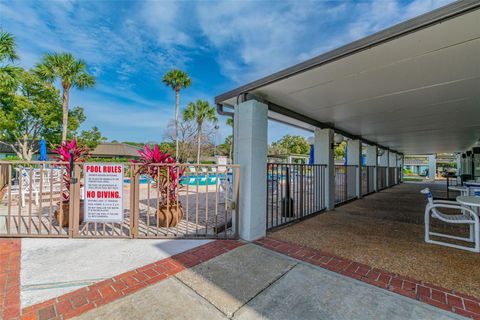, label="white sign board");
[84,163,124,222]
